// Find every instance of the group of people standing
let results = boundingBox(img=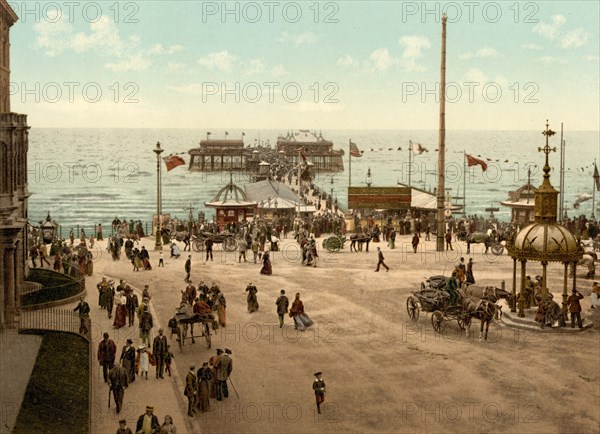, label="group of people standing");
[100,327,173,413]
[184,348,233,417]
